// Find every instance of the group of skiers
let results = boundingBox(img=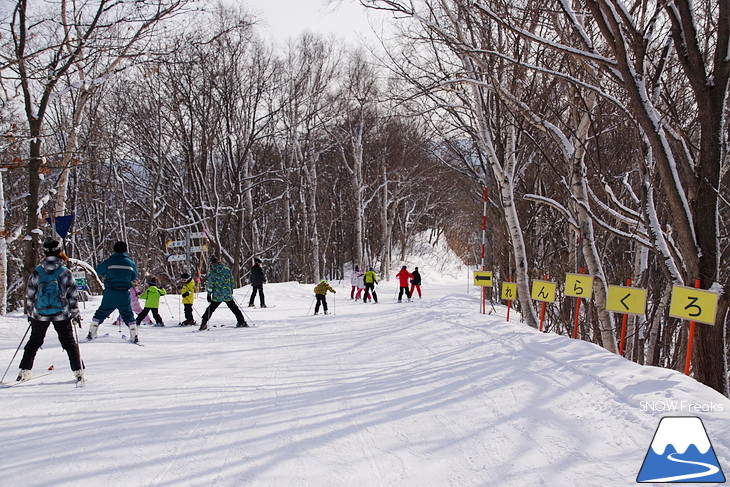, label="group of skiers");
[15,237,424,385]
[348,266,379,303]
[348,265,422,304]
[313,264,424,316]
[15,240,265,384]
